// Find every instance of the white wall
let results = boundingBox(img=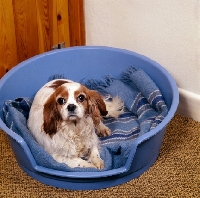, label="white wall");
[84,0,200,121]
